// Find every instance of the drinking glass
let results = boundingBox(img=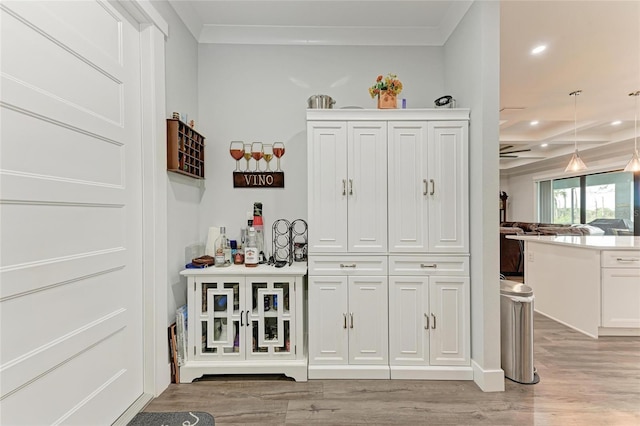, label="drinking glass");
[263,144,274,172]
[229,141,244,172]
[251,142,263,172]
[243,143,252,171]
[273,142,285,172]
